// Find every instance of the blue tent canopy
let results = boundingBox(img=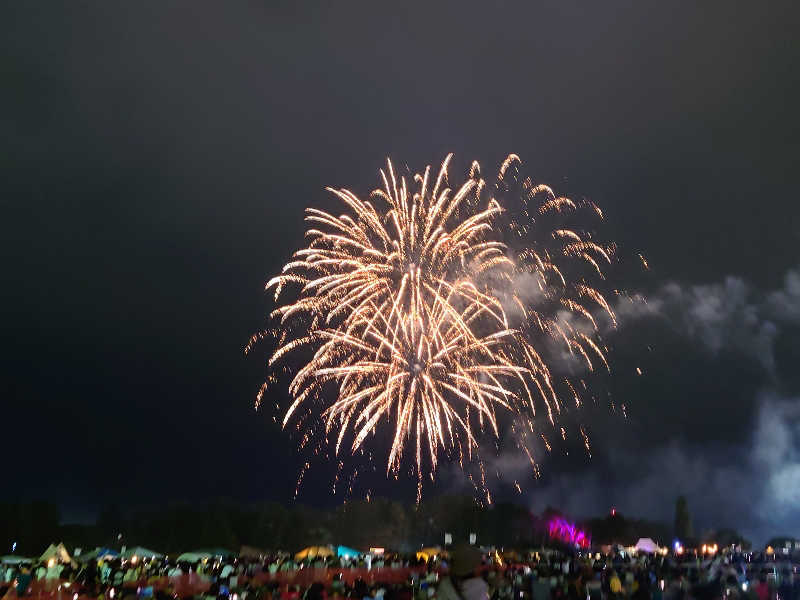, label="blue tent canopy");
[75,547,119,562]
[336,545,361,558]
